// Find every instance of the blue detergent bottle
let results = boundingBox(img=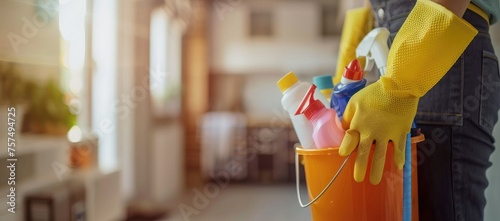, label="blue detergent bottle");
[331,59,367,120]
